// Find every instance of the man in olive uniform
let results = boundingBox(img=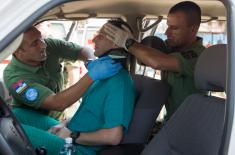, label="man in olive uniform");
[4,26,122,130]
[103,1,205,118]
